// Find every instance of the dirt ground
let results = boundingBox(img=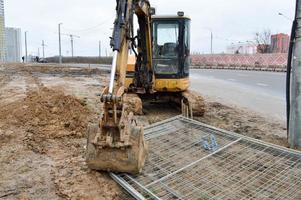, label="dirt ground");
[0,63,291,200]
